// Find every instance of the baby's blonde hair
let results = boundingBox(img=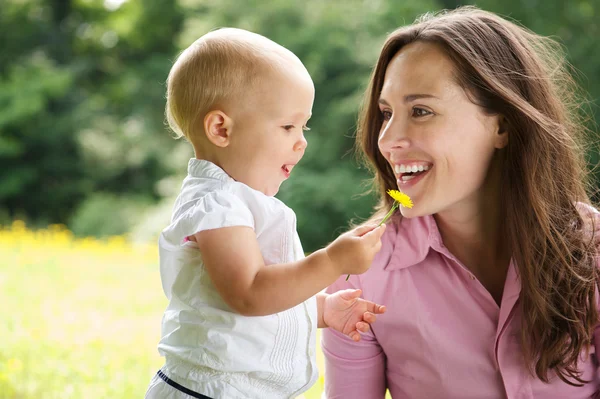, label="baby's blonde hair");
[166,28,301,143]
